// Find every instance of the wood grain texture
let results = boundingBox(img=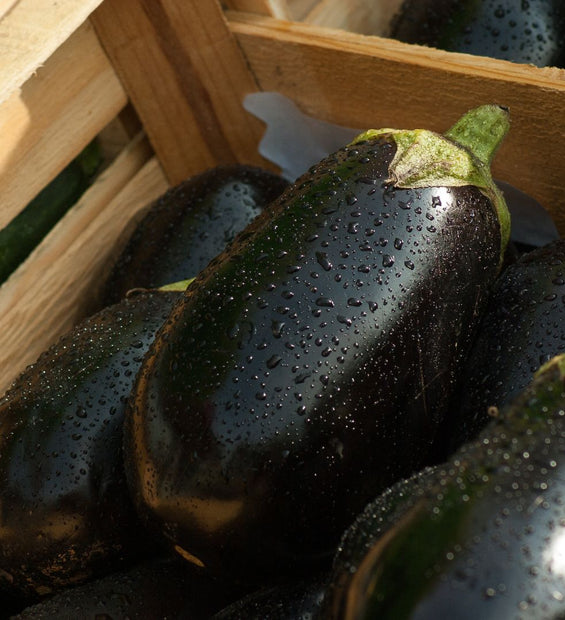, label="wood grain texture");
[304,0,403,36]
[0,0,18,20]
[0,0,104,105]
[222,0,291,19]
[91,0,273,186]
[286,0,319,20]
[0,135,167,394]
[0,21,127,228]
[228,11,565,235]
